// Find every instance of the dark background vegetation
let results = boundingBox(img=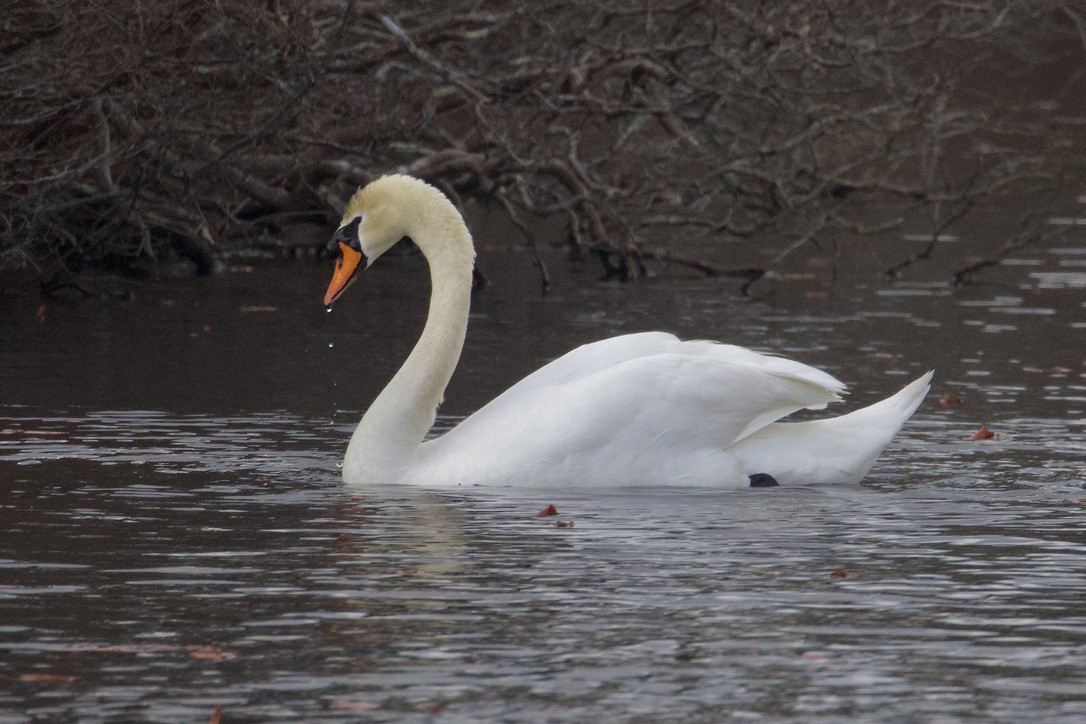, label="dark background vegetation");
[2,0,1085,295]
